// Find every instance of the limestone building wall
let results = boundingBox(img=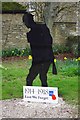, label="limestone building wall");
[2,13,76,50]
[2,13,29,50]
